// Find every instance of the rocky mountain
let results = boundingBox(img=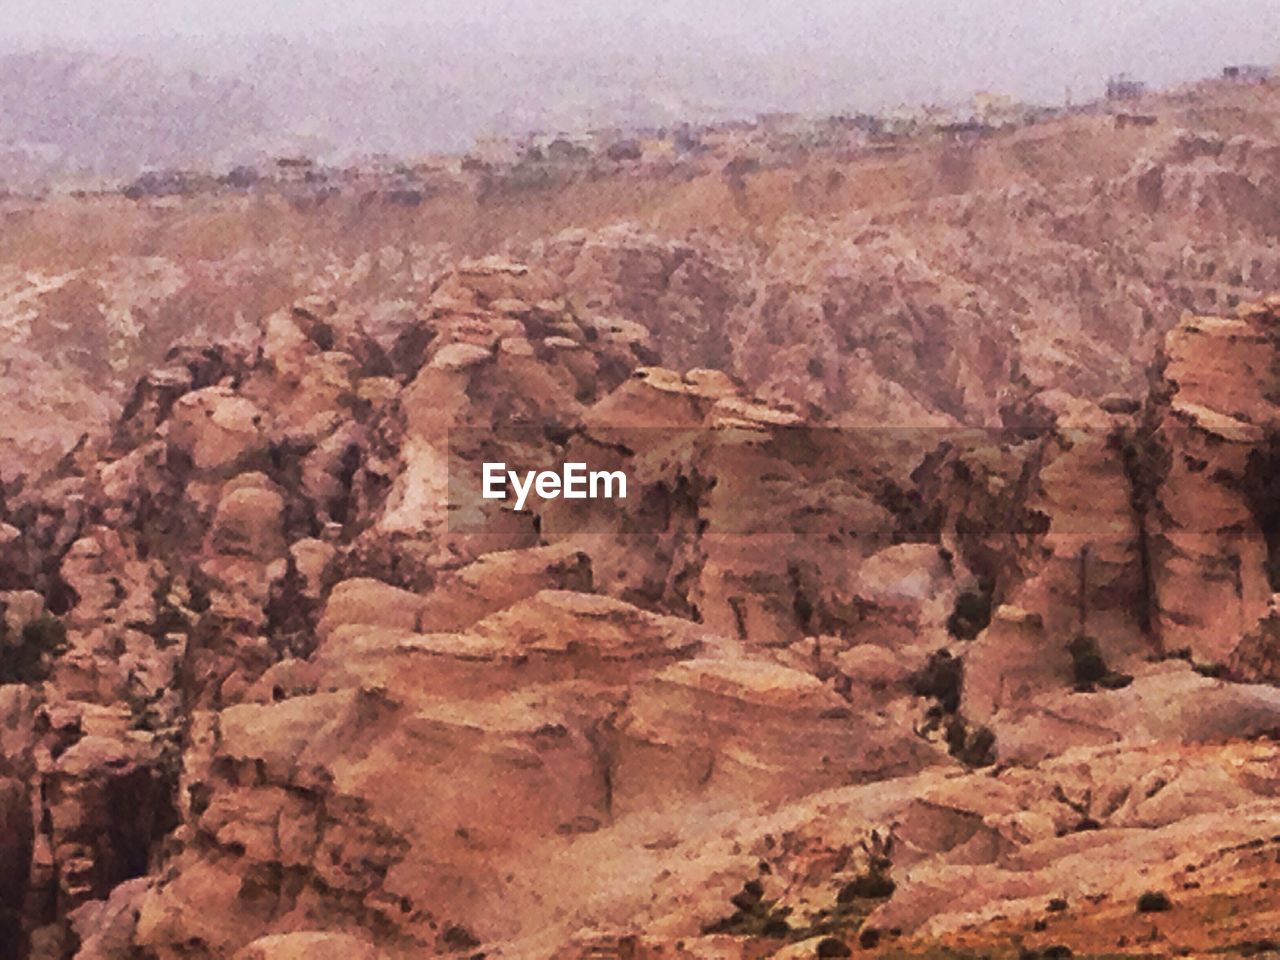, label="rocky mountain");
[1,256,1279,959]
[1,75,1279,960]
[7,77,1280,474]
